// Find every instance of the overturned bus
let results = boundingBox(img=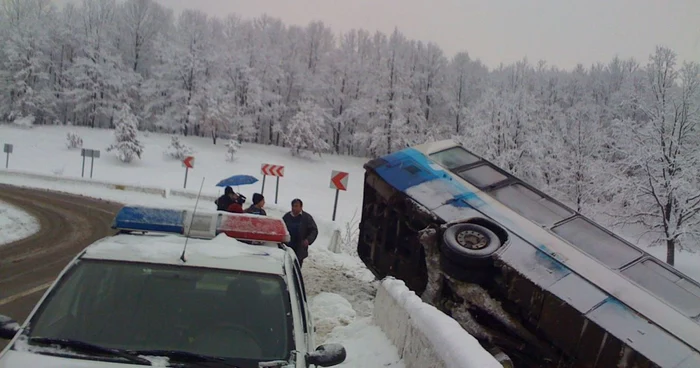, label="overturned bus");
[357,139,700,367]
